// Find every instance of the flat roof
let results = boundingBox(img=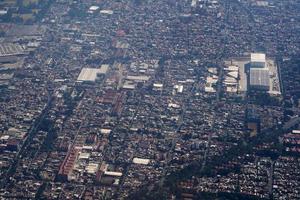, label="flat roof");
[86,163,99,174]
[0,43,26,57]
[104,171,123,177]
[77,65,108,82]
[205,87,216,93]
[126,75,150,82]
[78,152,90,159]
[77,68,100,82]
[100,129,111,134]
[100,10,114,15]
[250,68,269,87]
[122,84,135,90]
[153,83,163,88]
[89,6,99,11]
[227,71,239,79]
[100,64,109,73]
[292,130,300,134]
[251,53,266,63]
[133,158,150,165]
[224,65,239,71]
